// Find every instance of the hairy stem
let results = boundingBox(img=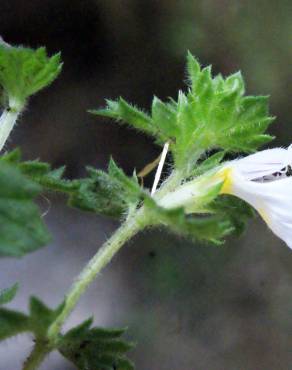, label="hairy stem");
[47,209,146,347]
[0,109,19,152]
[22,342,50,370]
[0,98,23,152]
[24,162,185,369]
